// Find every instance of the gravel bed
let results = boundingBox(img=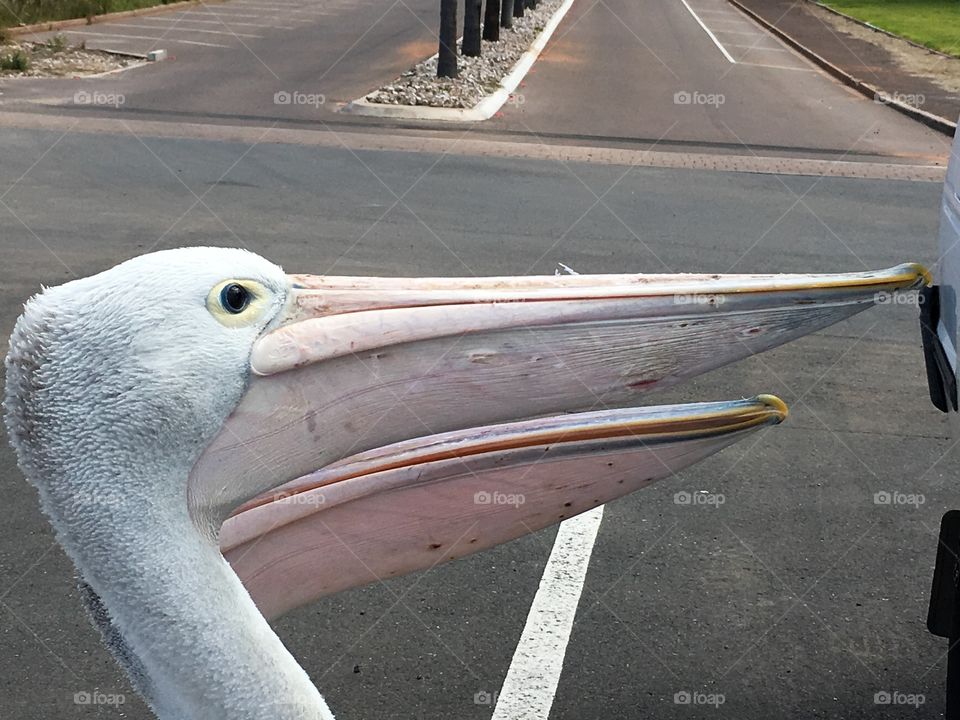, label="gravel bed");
[365,0,563,108]
[0,38,139,77]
